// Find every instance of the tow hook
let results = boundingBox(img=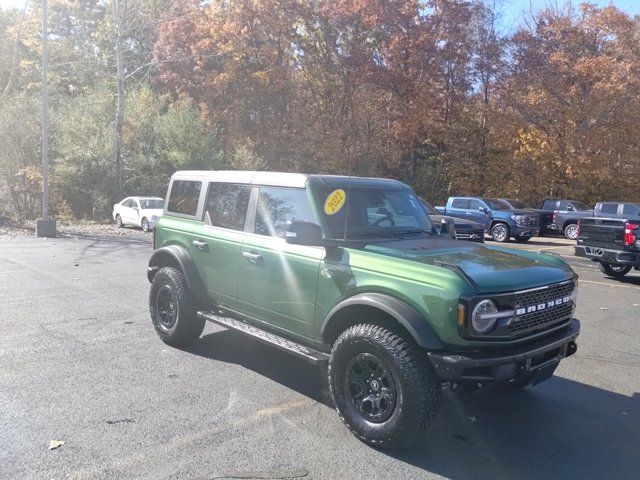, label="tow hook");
[566,341,578,357]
